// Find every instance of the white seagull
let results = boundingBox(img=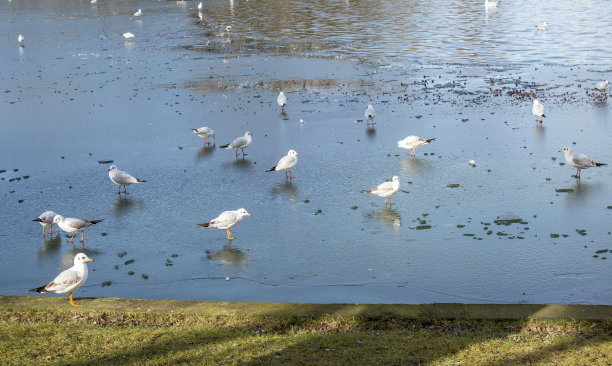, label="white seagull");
[558,147,607,179]
[532,99,545,123]
[122,32,135,40]
[266,150,300,179]
[361,176,400,207]
[226,25,232,34]
[133,9,142,17]
[53,215,103,243]
[17,34,24,46]
[397,135,436,157]
[536,22,547,31]
[277,91,287,111]
[108,165,146,194]
[29,253,93,306]
[364,104,376,125]
[33,211,58,235]
[220,131,252,158]
[198,2,203,11]
[198,208,252,240]
[90,0,97,4]
[192,126,215,145]
[485,0,500,8]
[596,80,609,97]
